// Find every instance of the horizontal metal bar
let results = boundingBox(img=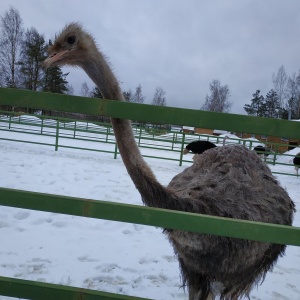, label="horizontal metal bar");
[0,187,299,246]
[0,276,149,300]
[1,88,299,139]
